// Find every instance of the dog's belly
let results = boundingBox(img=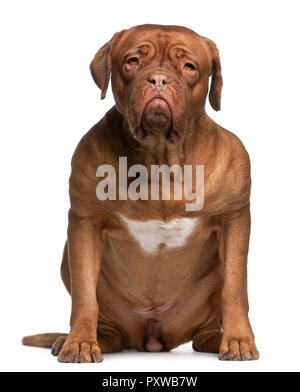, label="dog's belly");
[101,213,219,304]
[98,214,221,351]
